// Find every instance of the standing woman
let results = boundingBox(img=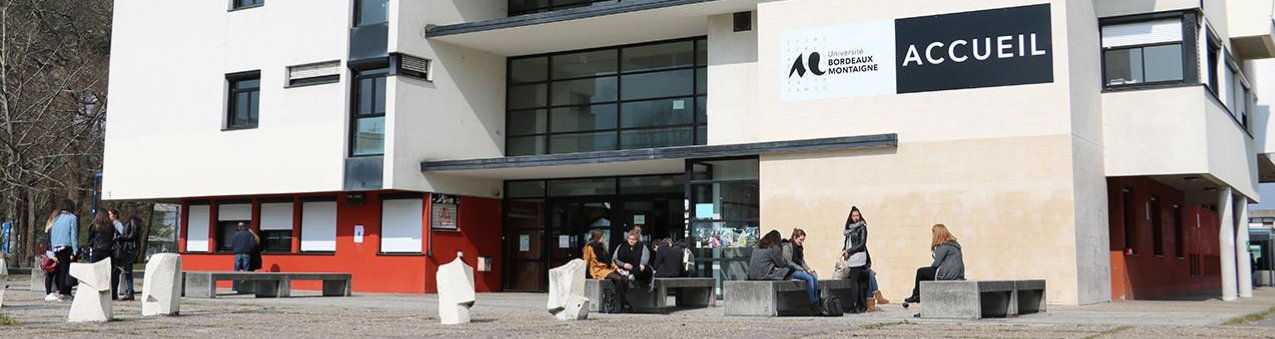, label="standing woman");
[582,229,629,312]
[842,206,870,313]
[904,224,965,303]
[49,200,80,301]
[42,210,60,301]
[113,214,142,300]
[88,212,115,263]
